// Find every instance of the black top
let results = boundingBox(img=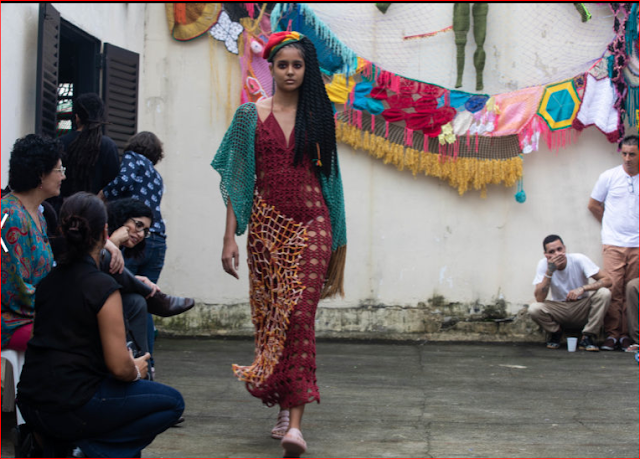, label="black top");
[17,255,121,412]
[54,130,120,202]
